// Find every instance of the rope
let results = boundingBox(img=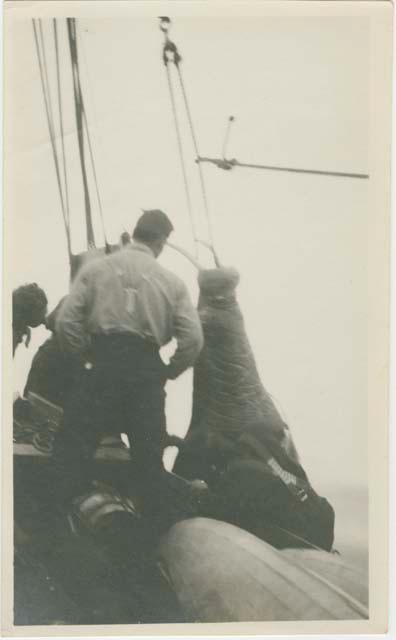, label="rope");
[166,240,202,270]
[197,157,369,180]
[164,62,199,255]
[175,64,220,267]
[32,19,72,261]
[160,19,219,267]
[53,20,72,259]
[38,21,56,149]
[14,414,58,456]
[81,97,108,247]
[75,21,109,248]
[67,18,96,249]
